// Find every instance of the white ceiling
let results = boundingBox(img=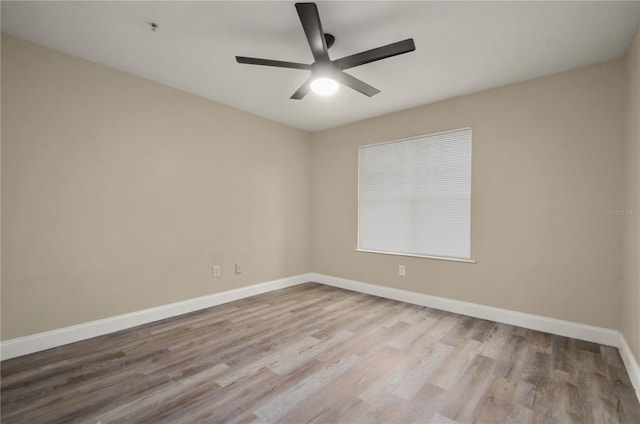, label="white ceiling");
[2,1,639,132]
